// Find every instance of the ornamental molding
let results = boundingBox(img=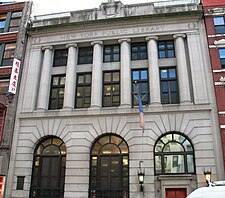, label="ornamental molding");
[214,39,225,47]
